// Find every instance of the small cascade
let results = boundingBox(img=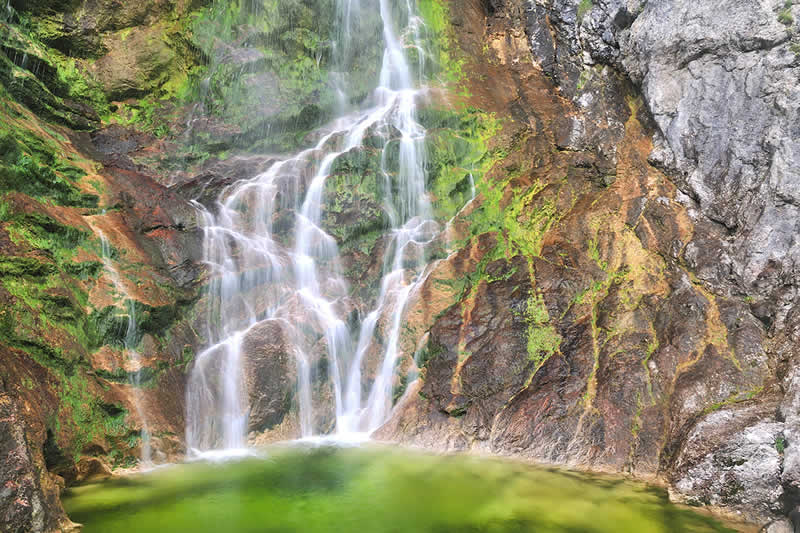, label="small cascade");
[97,231,152,466]
[185,0,454,452]
[469,172,477,201]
